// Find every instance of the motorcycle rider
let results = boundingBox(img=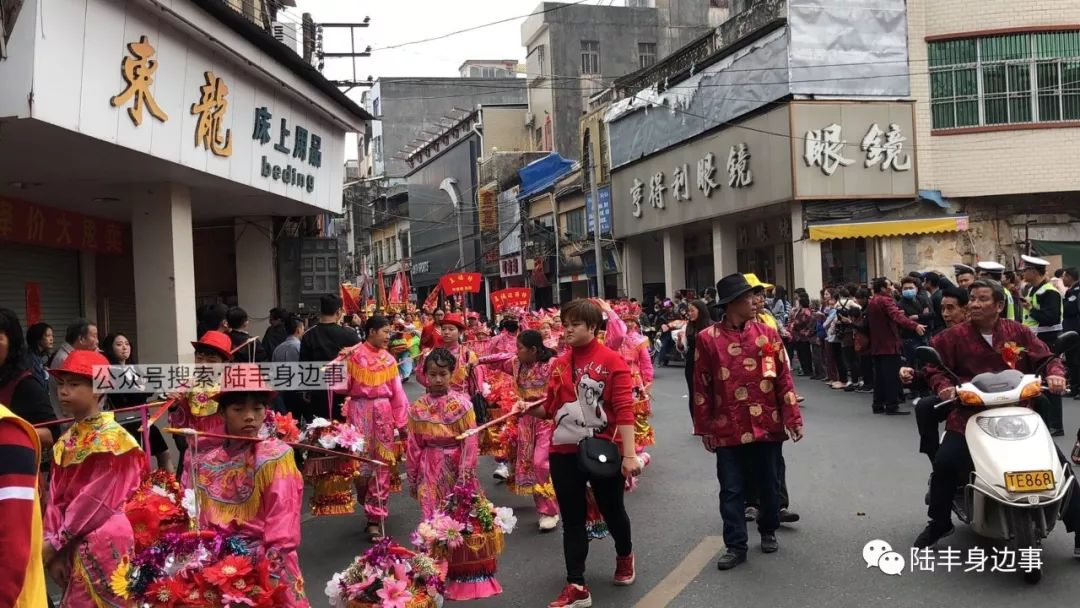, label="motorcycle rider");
[914,280,1080,552]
